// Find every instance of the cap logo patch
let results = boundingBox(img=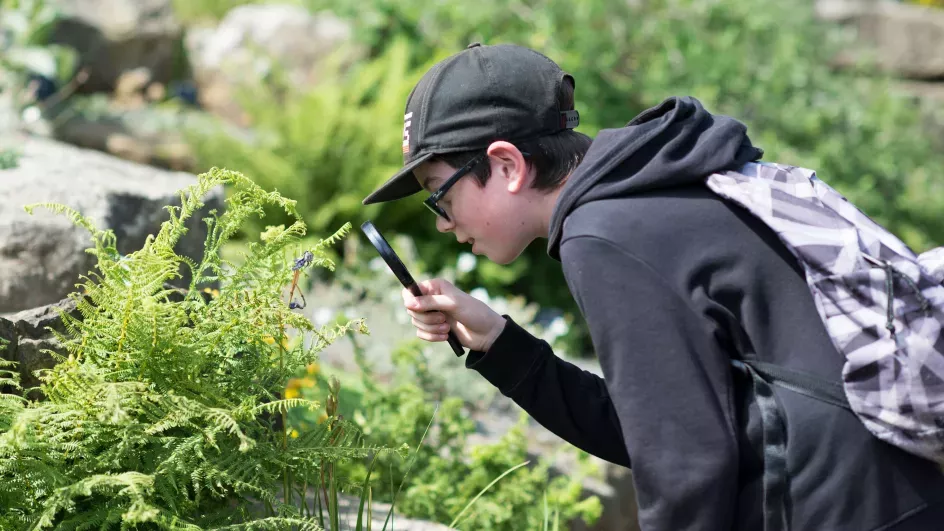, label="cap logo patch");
[402,112,413,154]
